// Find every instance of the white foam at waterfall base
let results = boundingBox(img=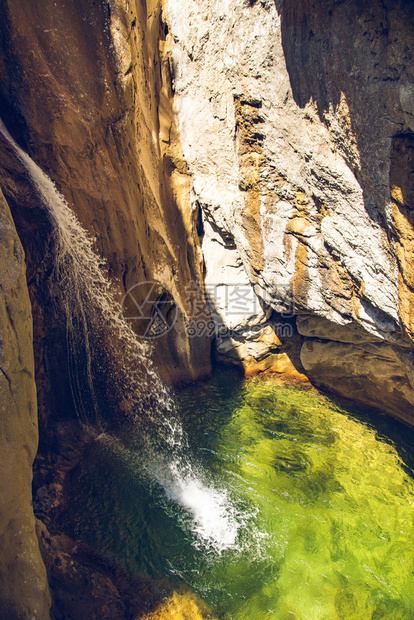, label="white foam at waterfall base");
[97,430,245,554]
[152,460,241,553]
